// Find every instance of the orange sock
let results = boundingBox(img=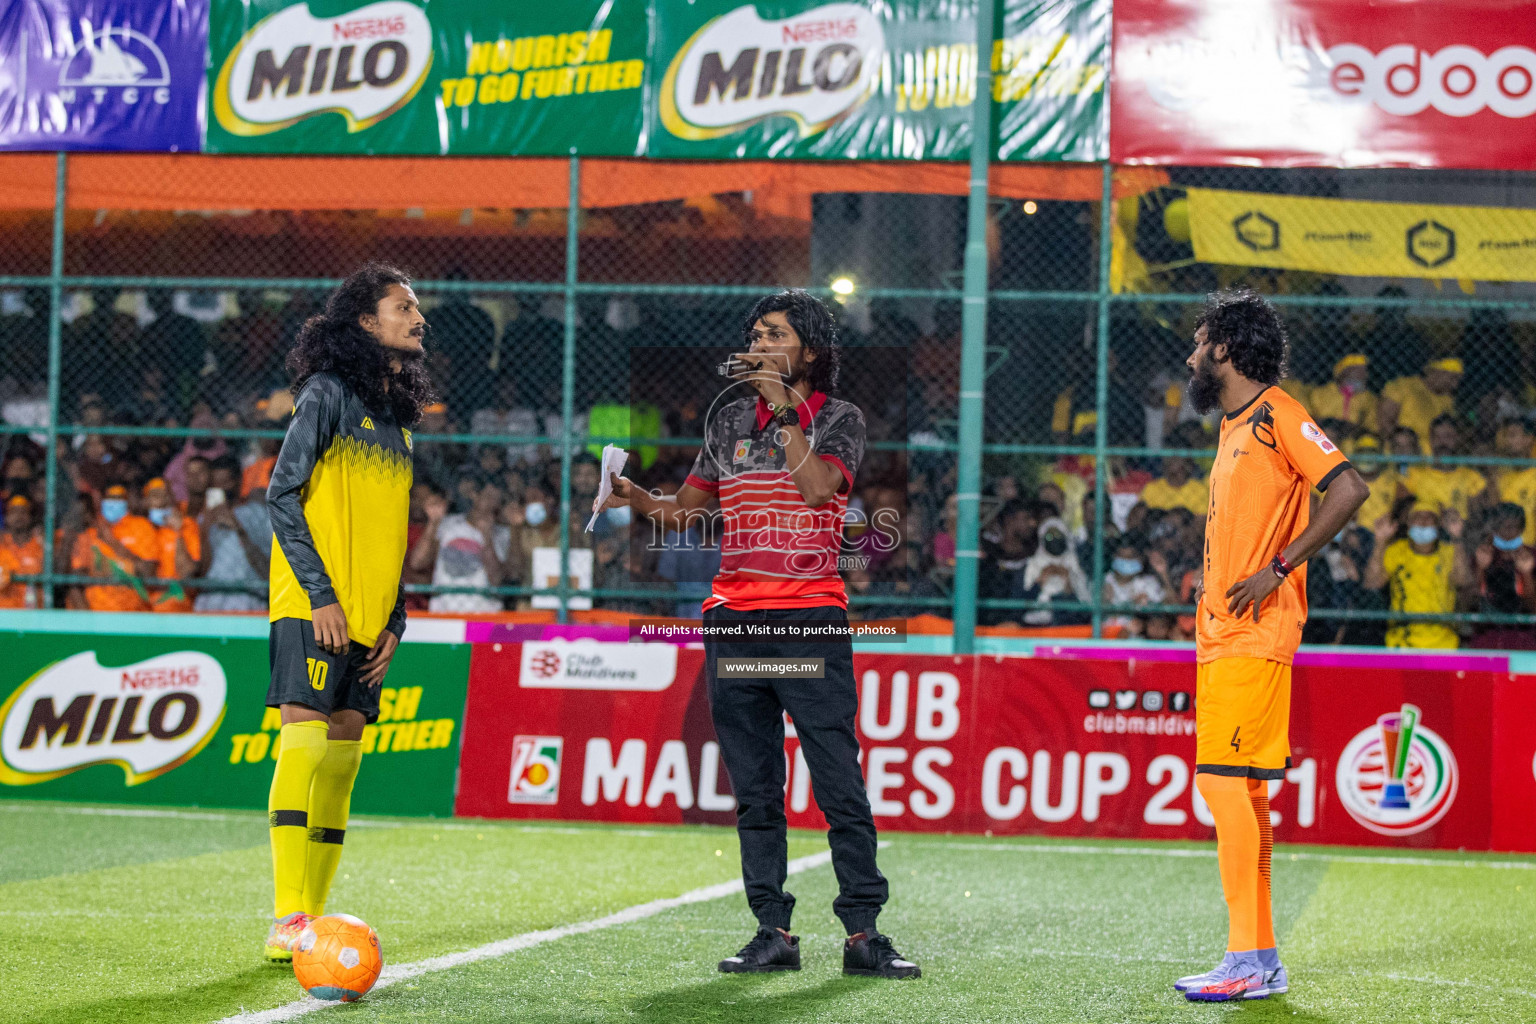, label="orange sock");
[1247,778,1276,950]
[1196,772,1260,953]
